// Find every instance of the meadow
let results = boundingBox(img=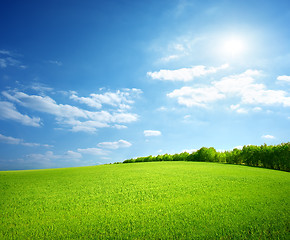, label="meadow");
[0,162,289,239]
